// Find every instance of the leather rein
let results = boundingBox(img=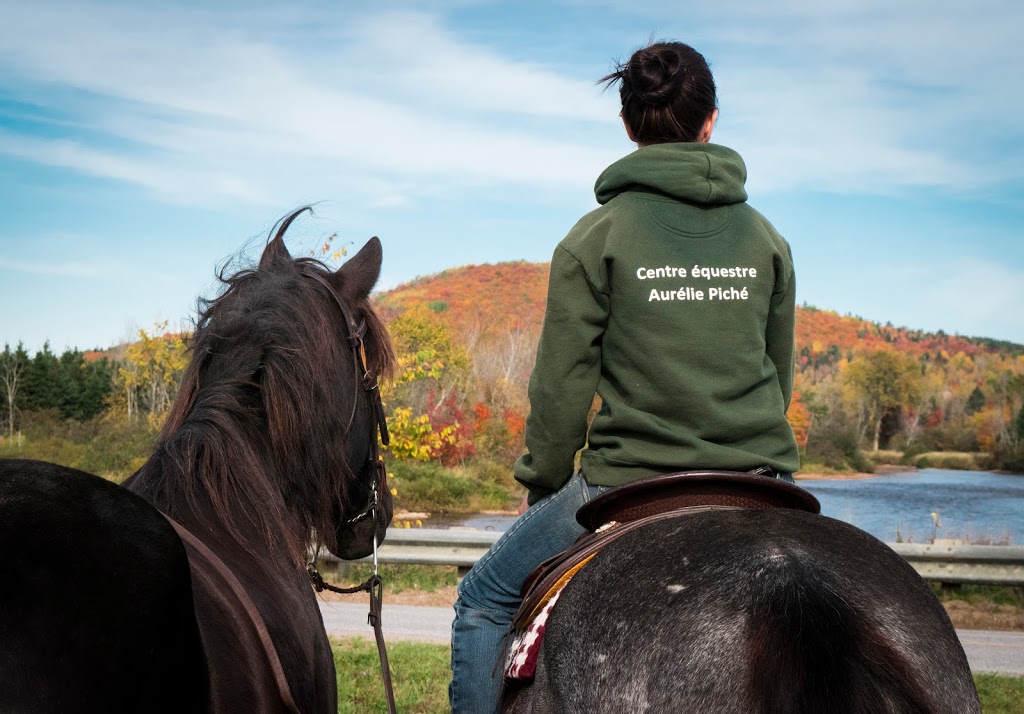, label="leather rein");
[301,269,397,714]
